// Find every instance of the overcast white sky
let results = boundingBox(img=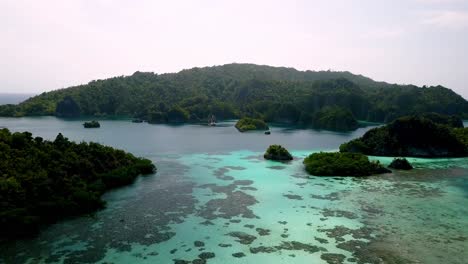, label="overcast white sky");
[1,0,468,98]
